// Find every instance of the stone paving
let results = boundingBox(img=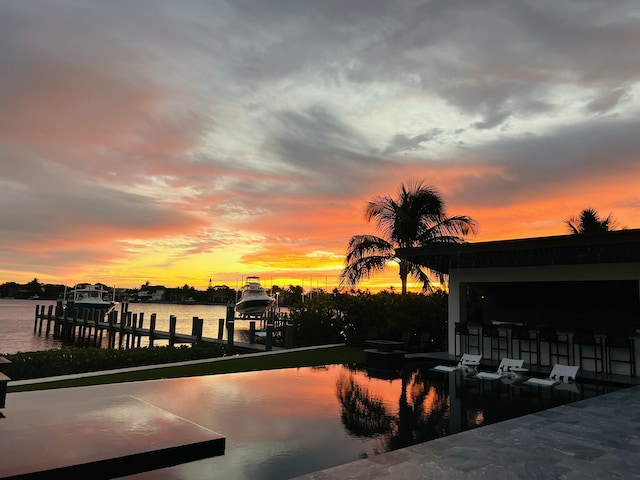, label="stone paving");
[293,385,640,479]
